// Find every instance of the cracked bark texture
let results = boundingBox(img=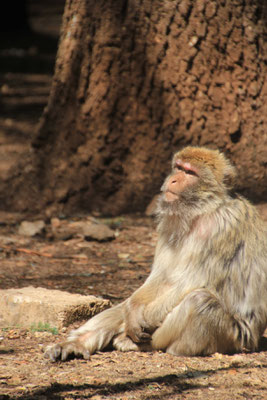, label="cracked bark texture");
[6,0,267,215]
